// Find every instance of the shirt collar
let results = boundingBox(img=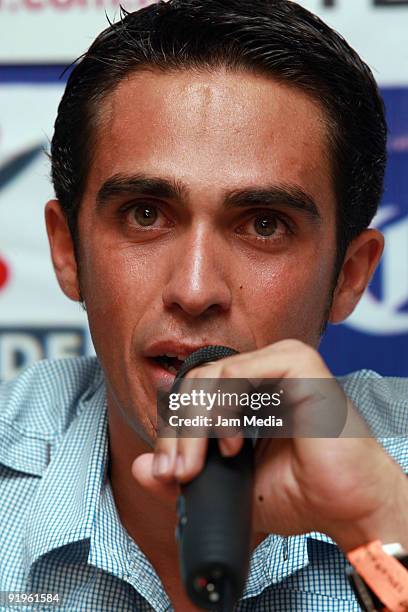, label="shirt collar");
[0,356,105,478]
[24,378,108,573]
[22,373,172,611]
